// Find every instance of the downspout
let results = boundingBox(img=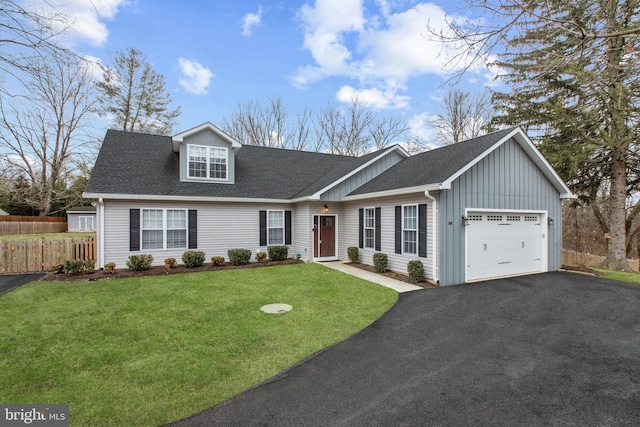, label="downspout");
[98,198,105,269]
[424,191,438,284]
